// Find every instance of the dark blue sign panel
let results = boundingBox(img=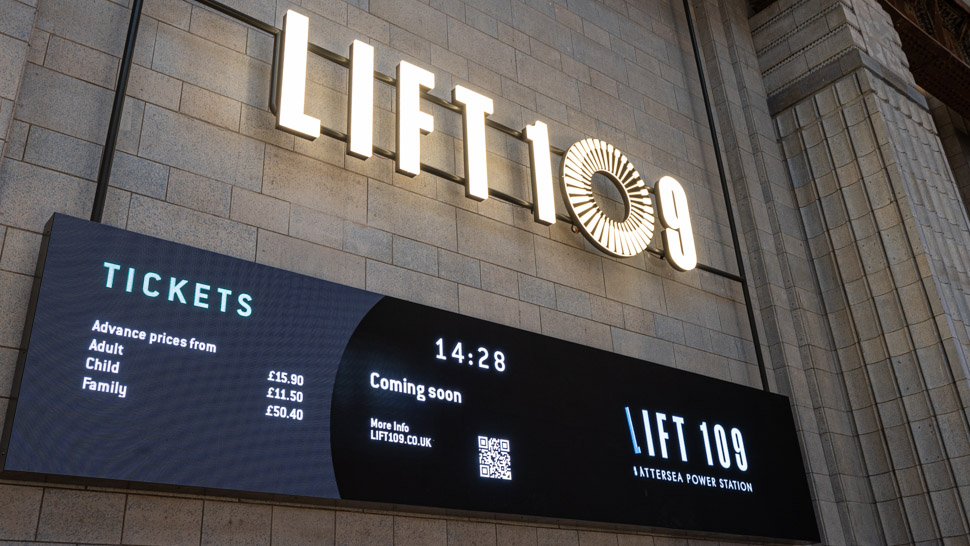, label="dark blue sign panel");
[3,214,818,542]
